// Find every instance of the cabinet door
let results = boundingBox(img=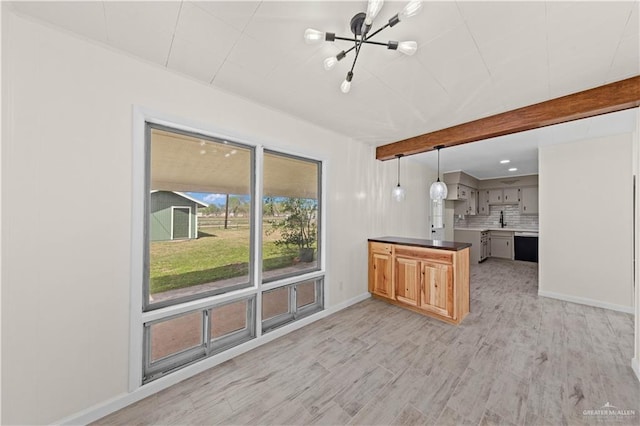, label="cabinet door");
[458,185,468,200]
[421,261,454,318]
[468,190,477,215]
[454,199,468,216]
[369,251,392,298]
[490,237,512,259]
[478,191,490,215]
[395,256,420,306]
[503,188,518,203]
[519,187,538,214]
[488,189,502,204]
